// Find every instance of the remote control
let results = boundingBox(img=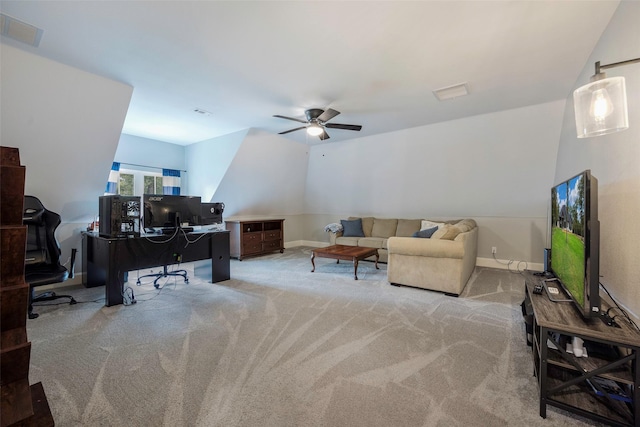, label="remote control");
[533,284,544,294]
